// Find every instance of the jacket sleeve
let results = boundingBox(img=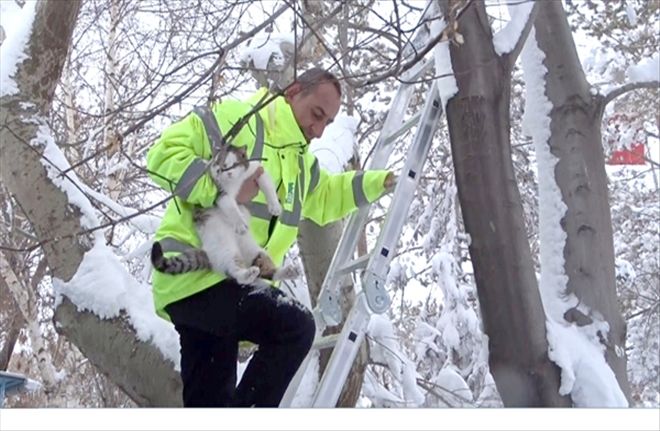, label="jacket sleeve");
[301,156,390,226]
[146,112,218,208]
[146,100,255,208]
